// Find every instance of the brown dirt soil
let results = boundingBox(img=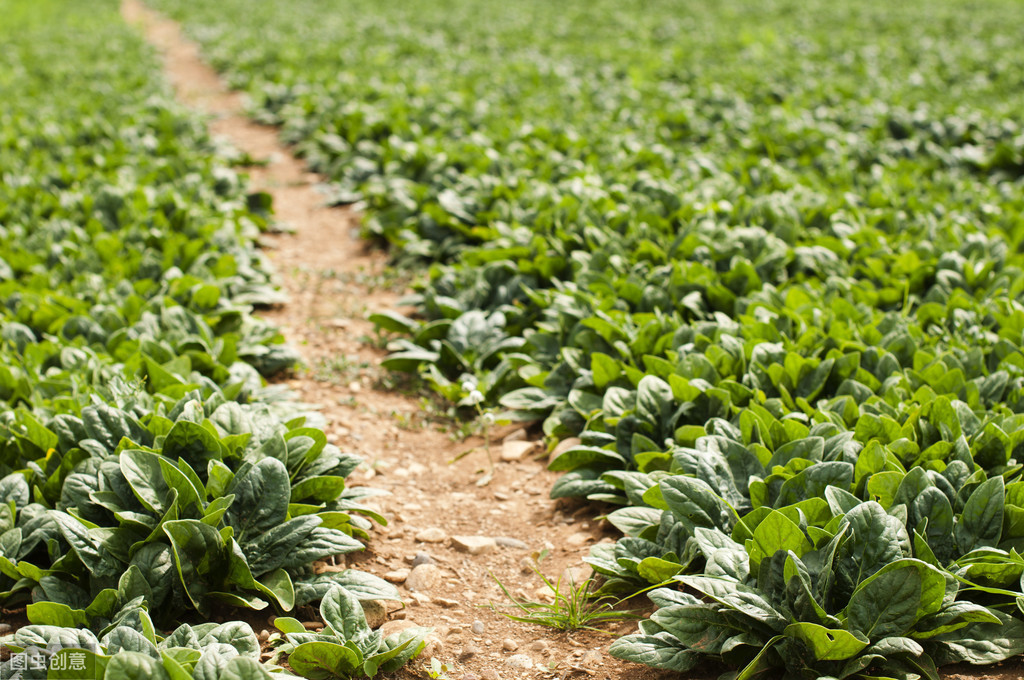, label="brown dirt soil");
[116,3,1024,680]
